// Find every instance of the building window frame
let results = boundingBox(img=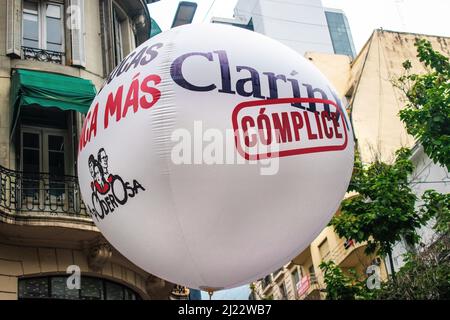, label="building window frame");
[22,0,65,53]
[20,125,69,176]
[18,275,141,300]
